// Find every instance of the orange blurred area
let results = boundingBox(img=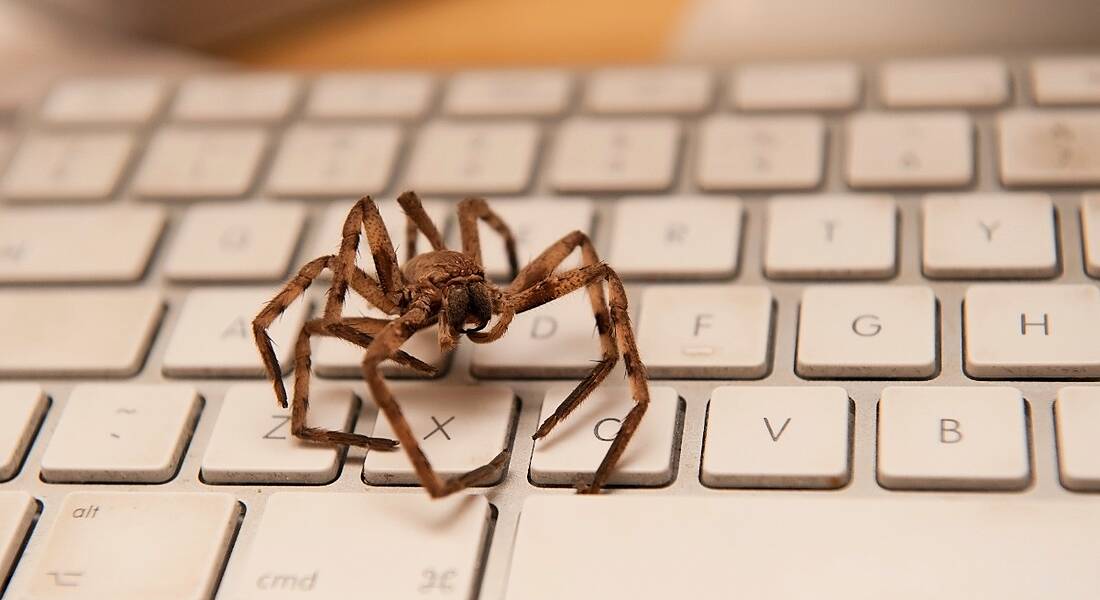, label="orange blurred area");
[213,0,688,69]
